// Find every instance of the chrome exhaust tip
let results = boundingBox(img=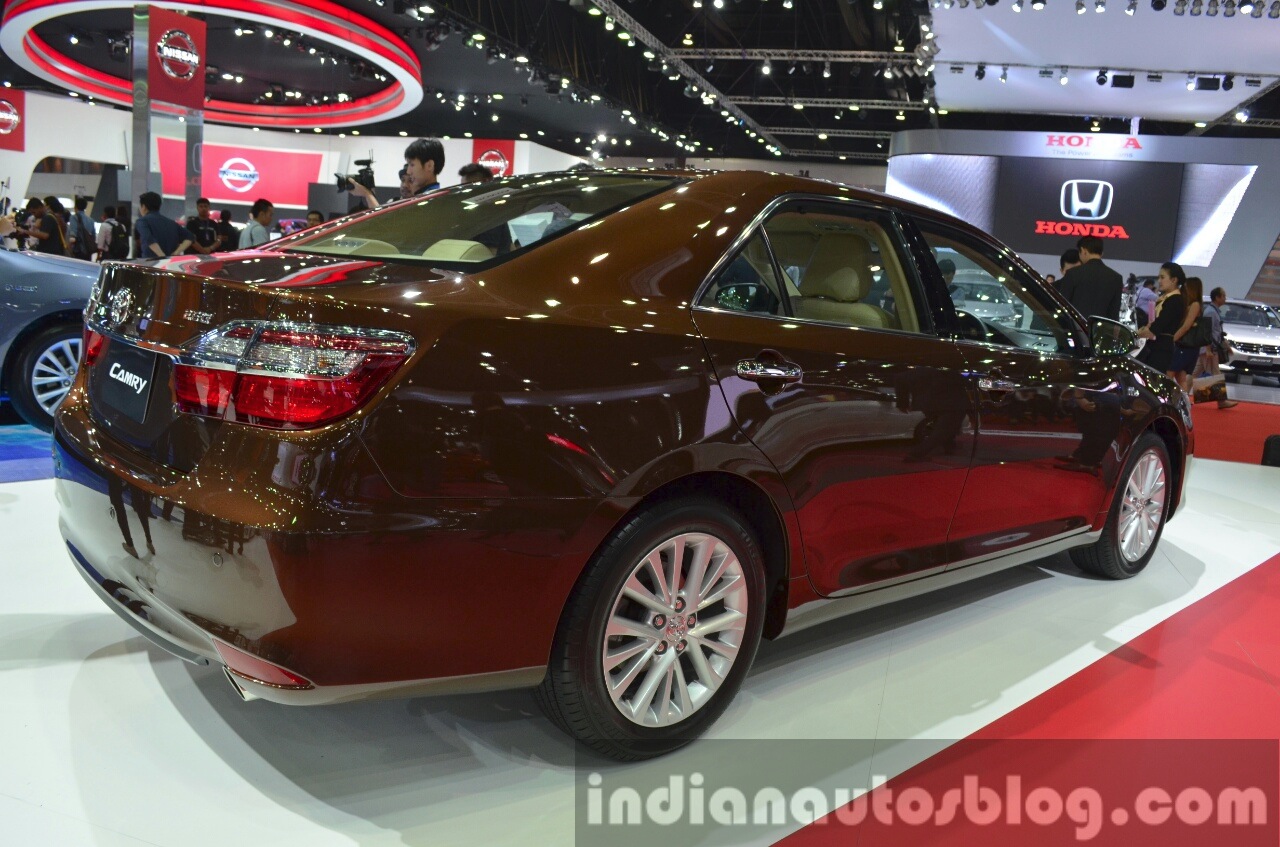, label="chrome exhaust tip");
[223,667,260,702]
